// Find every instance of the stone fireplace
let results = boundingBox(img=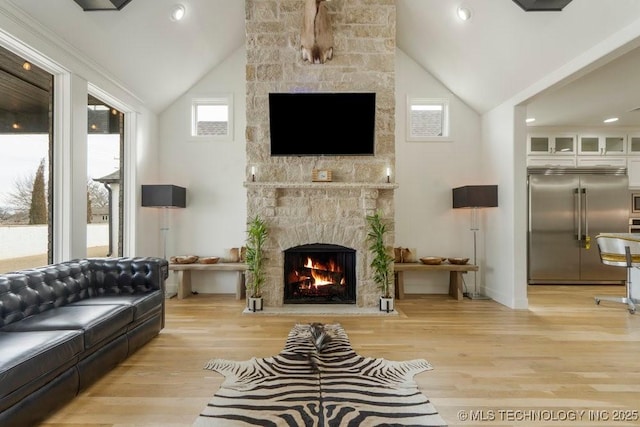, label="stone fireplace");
[245,0,396,308]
